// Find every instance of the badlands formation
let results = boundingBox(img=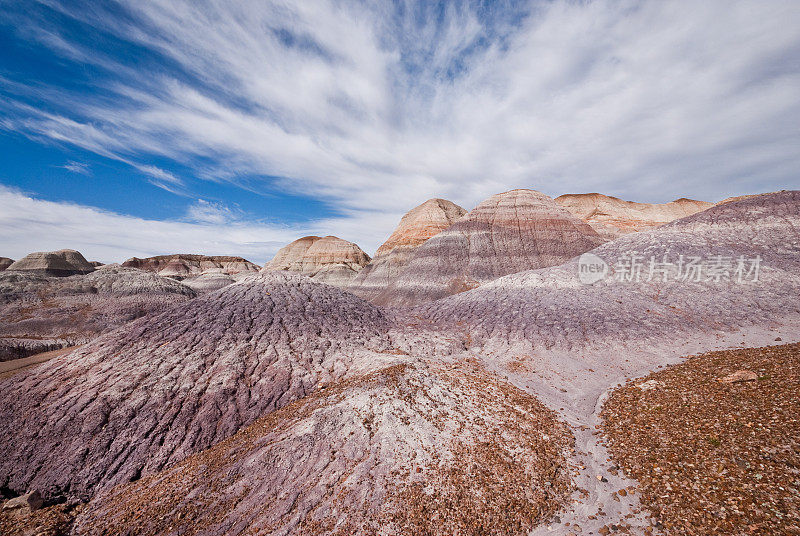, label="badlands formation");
[555,193,712,239]
[264,235,371,287]
[6,249,95,276]
[349,198,467,301]
[122,254,259,278]
[0,265,196,360]
[0,257,13,271]
[372,189,605,307]
[1,189,799,535]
